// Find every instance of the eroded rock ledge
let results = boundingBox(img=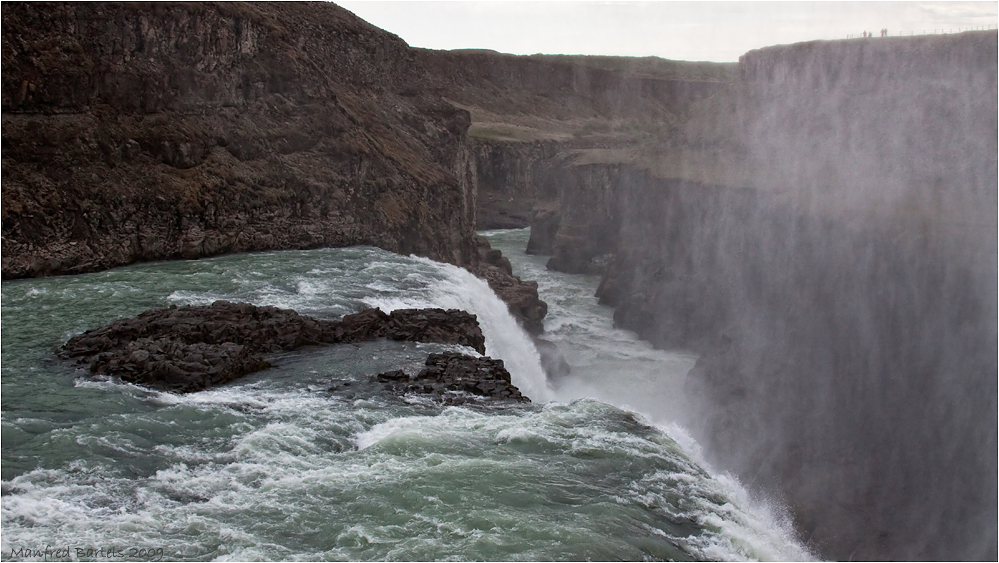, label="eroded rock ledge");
[60,301,485,393]
[377,352,528,404]
[473,235,547,334]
